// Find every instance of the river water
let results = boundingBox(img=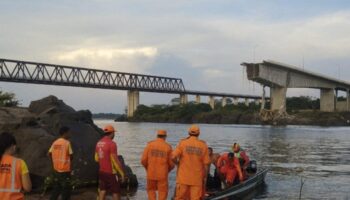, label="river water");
[95,120,350,200]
